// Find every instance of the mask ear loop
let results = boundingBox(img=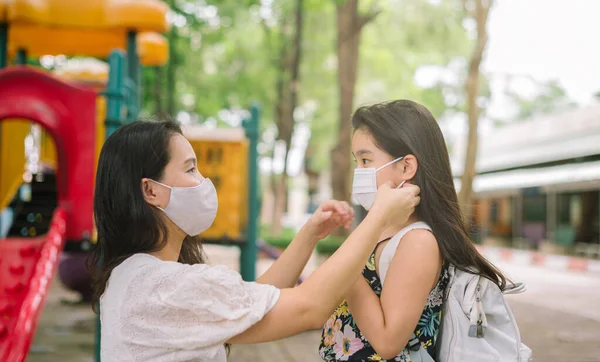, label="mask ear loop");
[396,180,407,189]
[376,156,405,171]
[148,179,172,211]
[149,179,173,190]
